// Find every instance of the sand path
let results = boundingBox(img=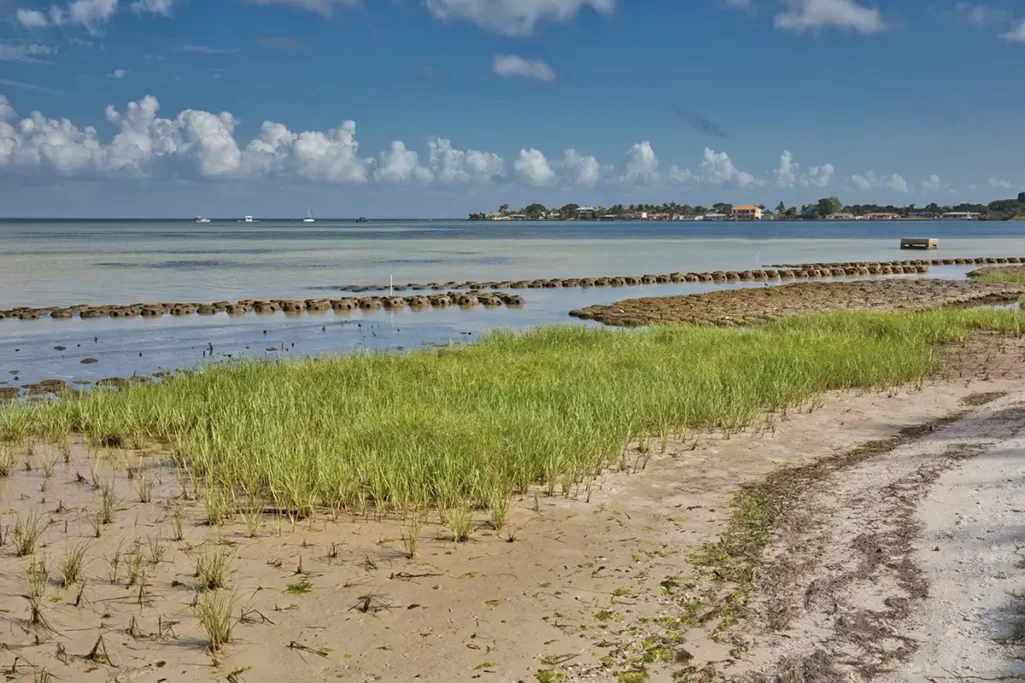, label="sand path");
[730,391,1025,682]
